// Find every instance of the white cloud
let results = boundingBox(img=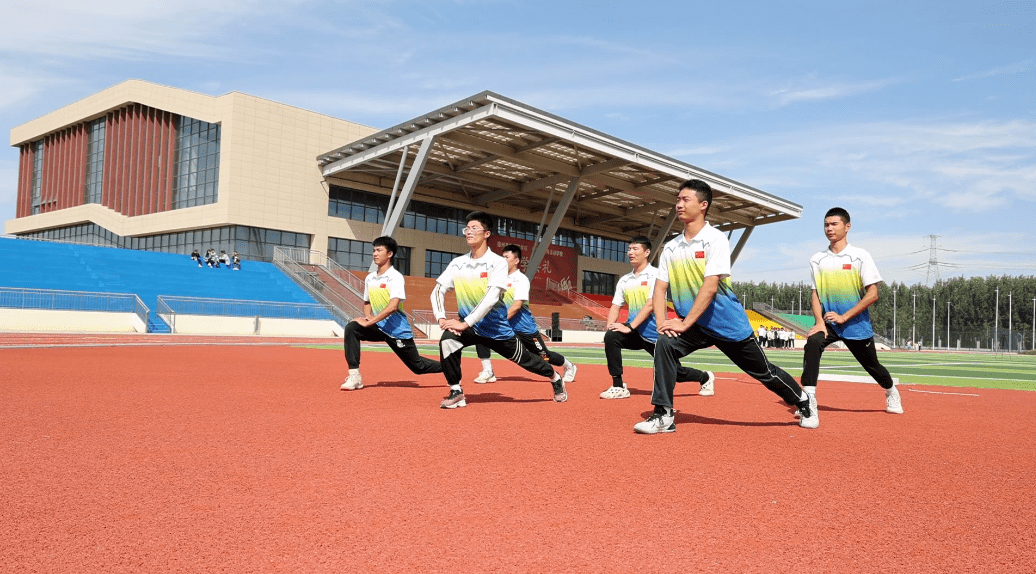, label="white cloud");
[0,0,314,61]
[953,60,1036,82]
[0,65,73,112]
[766,78,896,107]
